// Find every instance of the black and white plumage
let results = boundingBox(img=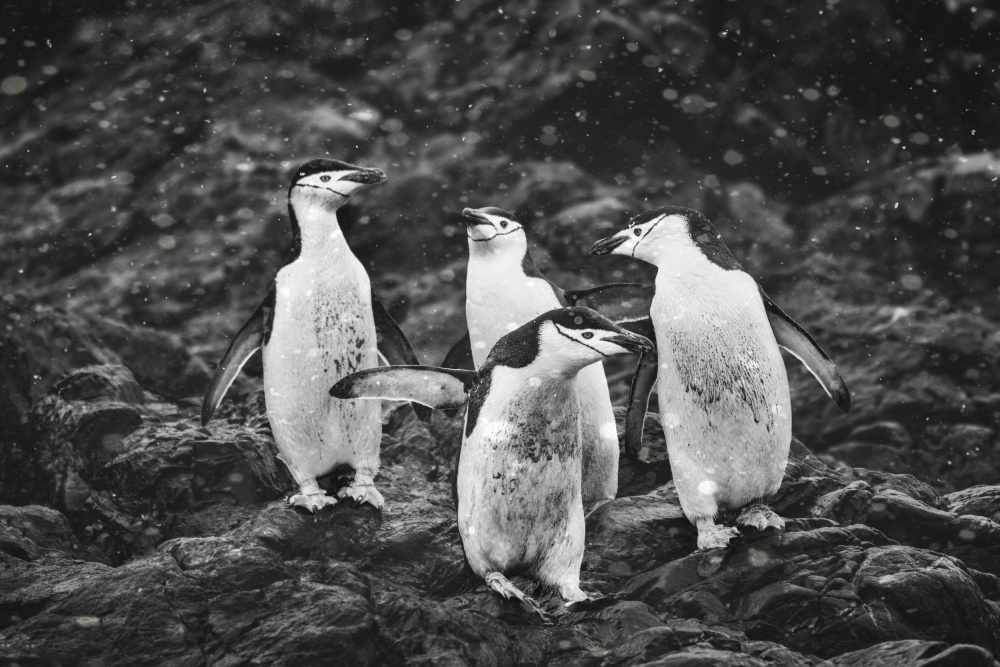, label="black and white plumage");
[591,206,850,550]
[441,205,654,513]
[332,307,653,616]
[201,159,420,512]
